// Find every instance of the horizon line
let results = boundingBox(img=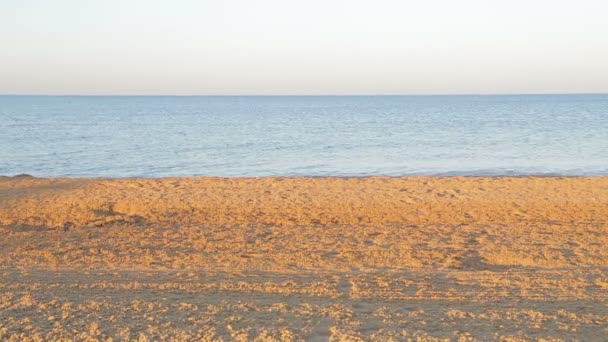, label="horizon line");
[1,92,608,97]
